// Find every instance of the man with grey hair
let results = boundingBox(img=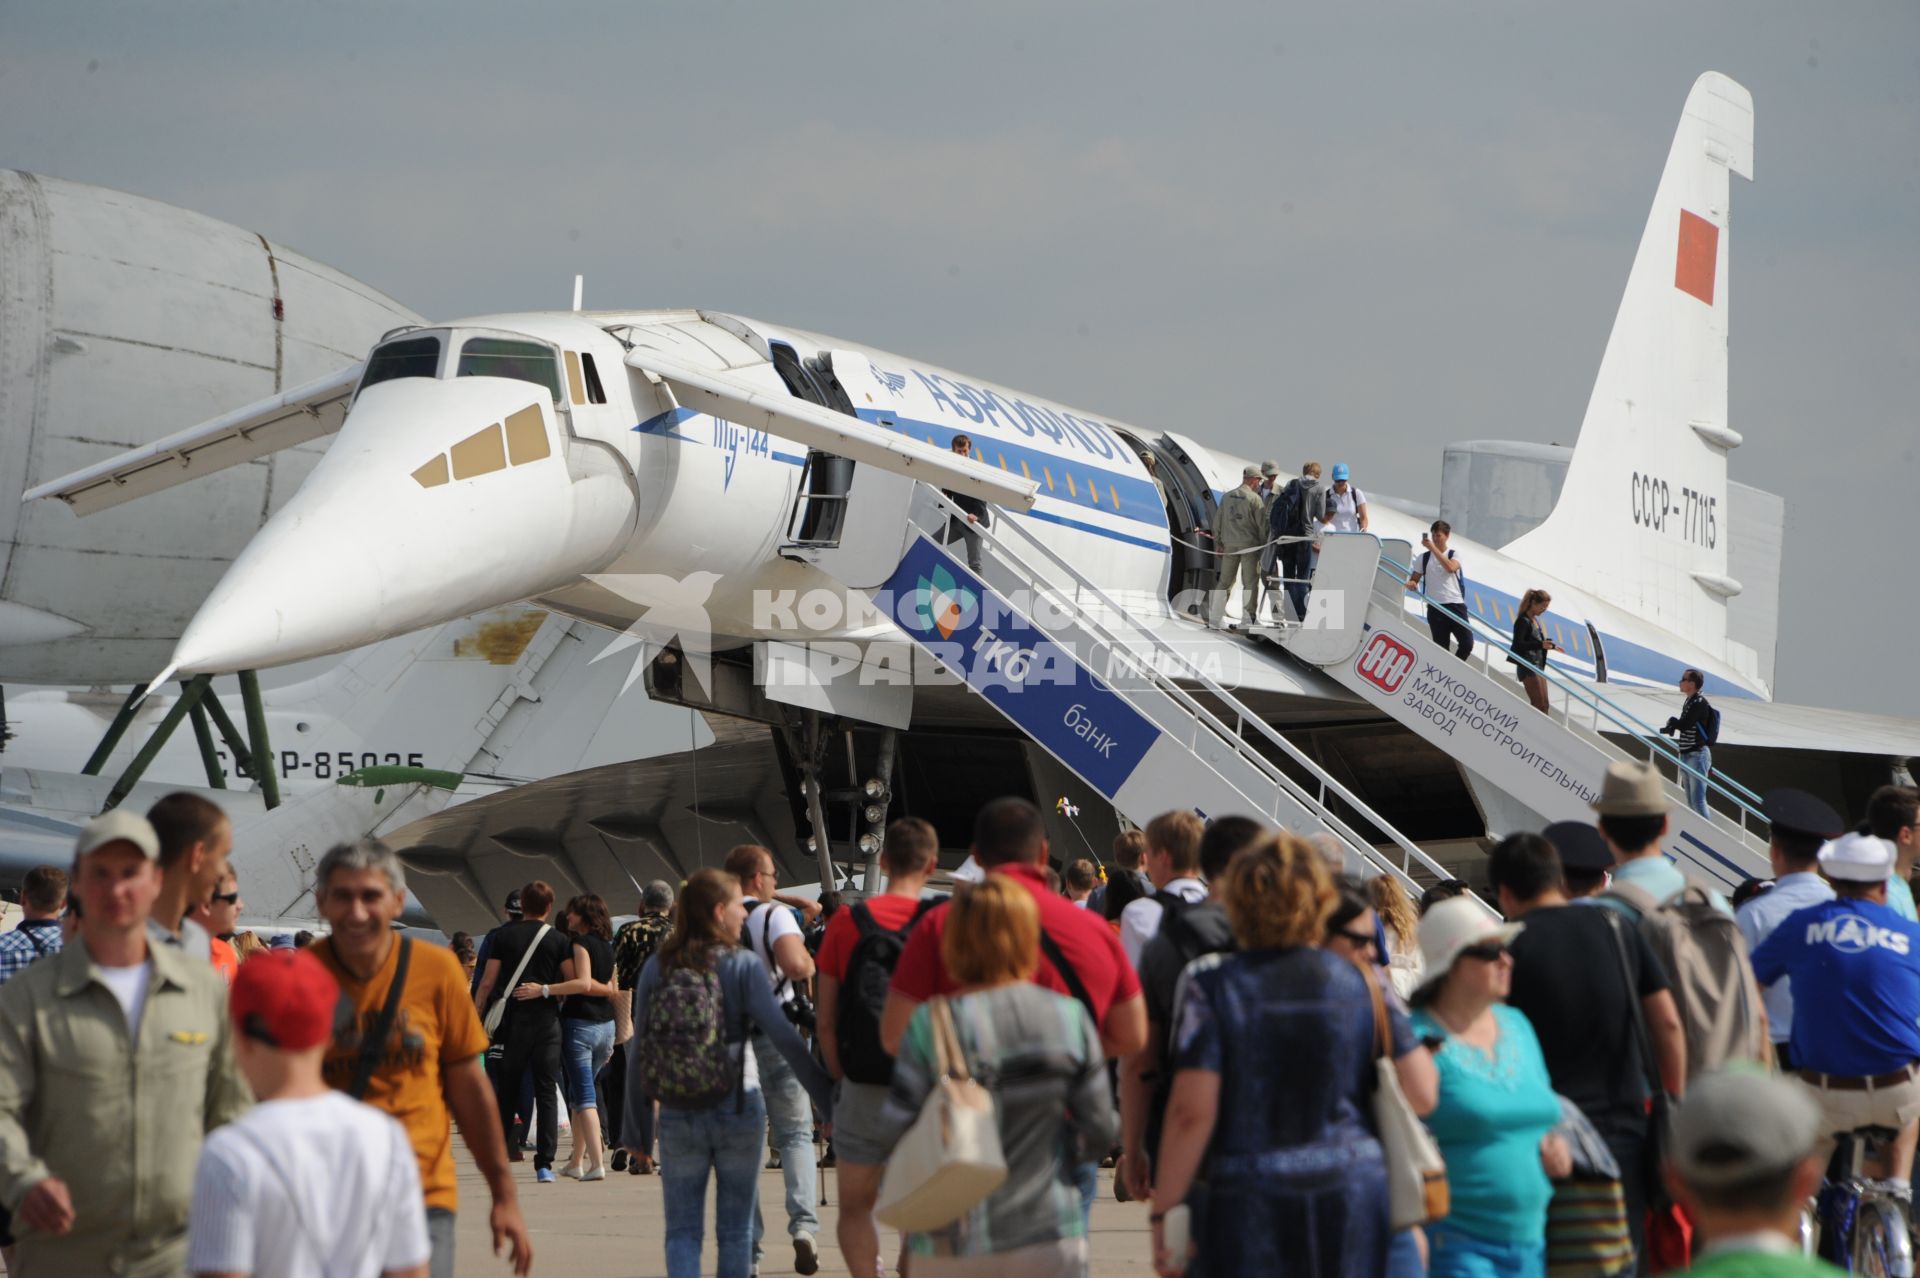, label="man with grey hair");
[307,841,531,1278]
[608,879,676,1174]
